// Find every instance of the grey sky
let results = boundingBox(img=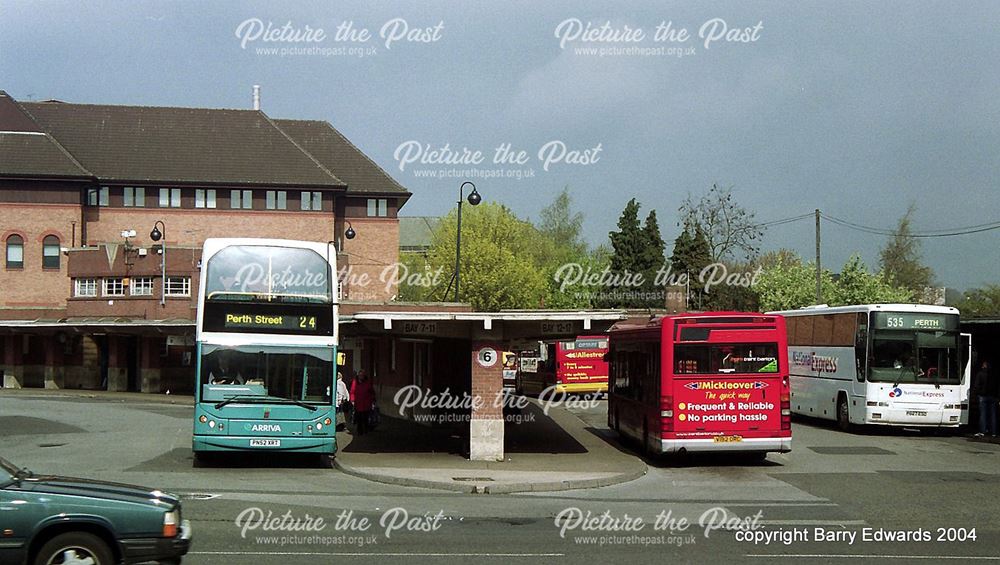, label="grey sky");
[2,0,997,289]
